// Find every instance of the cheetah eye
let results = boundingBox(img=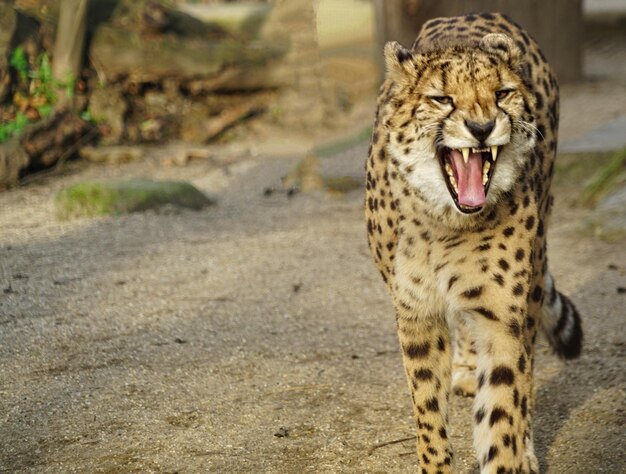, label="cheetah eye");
[496,89,514,100]
[430,96,453,105]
